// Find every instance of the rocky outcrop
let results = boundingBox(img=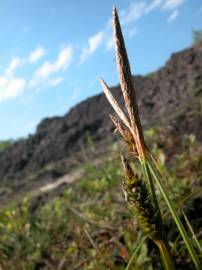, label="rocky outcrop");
[0,42,202,182]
